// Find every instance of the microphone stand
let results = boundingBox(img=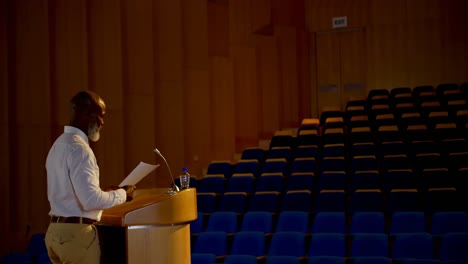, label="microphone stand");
[154,148,179,195]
